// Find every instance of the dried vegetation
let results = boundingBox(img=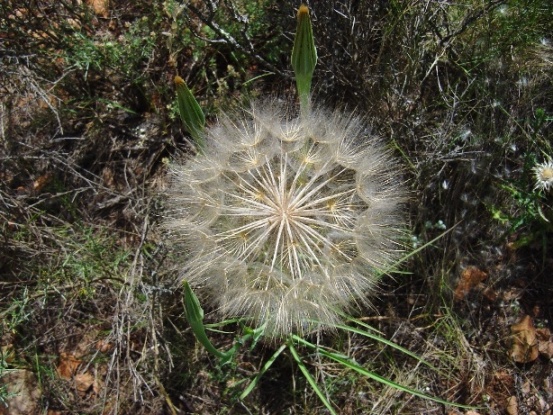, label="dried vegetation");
[1,0,552,414]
